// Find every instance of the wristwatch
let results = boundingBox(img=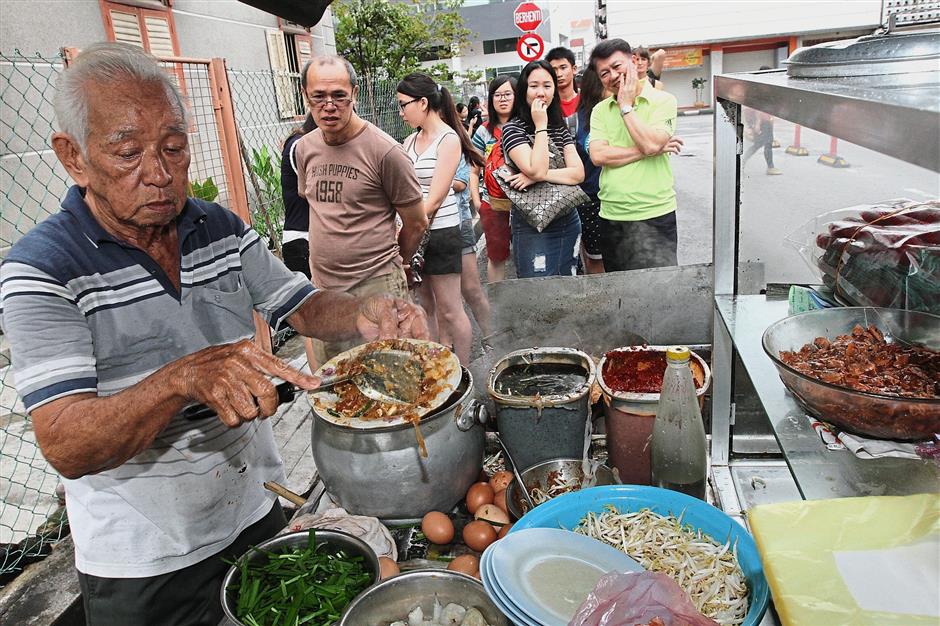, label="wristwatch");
[620,104,634,116]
